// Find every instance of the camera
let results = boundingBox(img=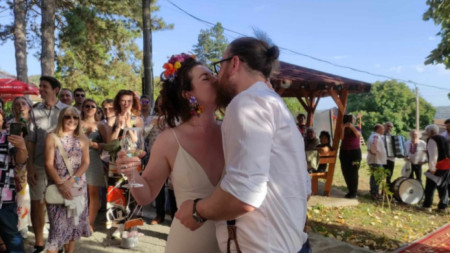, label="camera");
[343,114,353,124]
